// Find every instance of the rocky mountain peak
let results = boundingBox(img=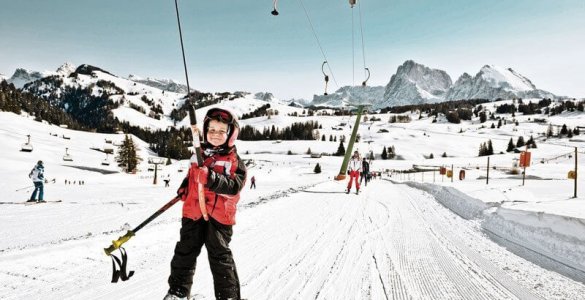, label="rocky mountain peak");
[382,60,453,107]
[56,62,76,76]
